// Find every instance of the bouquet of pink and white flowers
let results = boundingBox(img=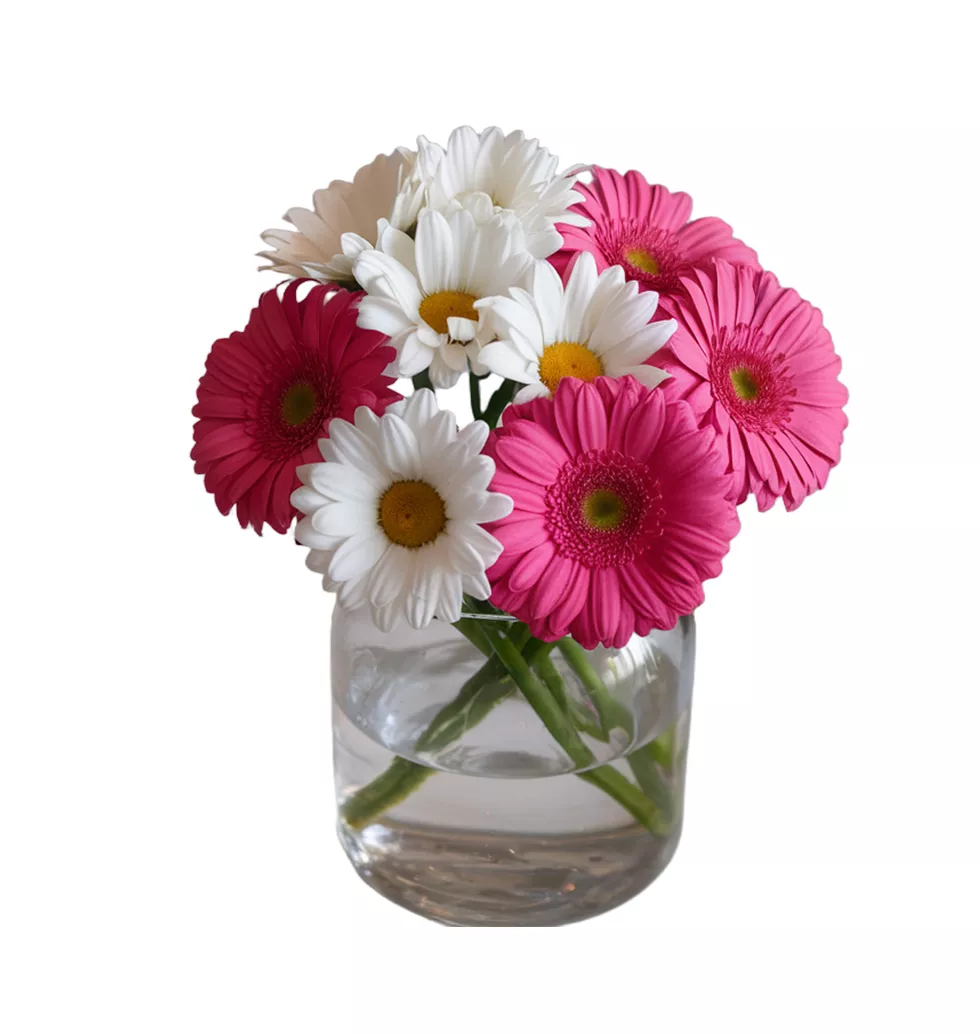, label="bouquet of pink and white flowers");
[192,127,848,897]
